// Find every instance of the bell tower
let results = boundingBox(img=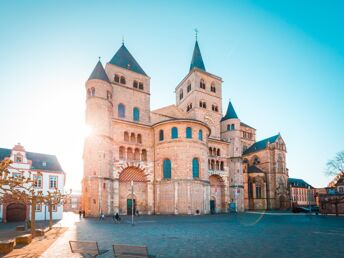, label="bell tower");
[175,39,223,139]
